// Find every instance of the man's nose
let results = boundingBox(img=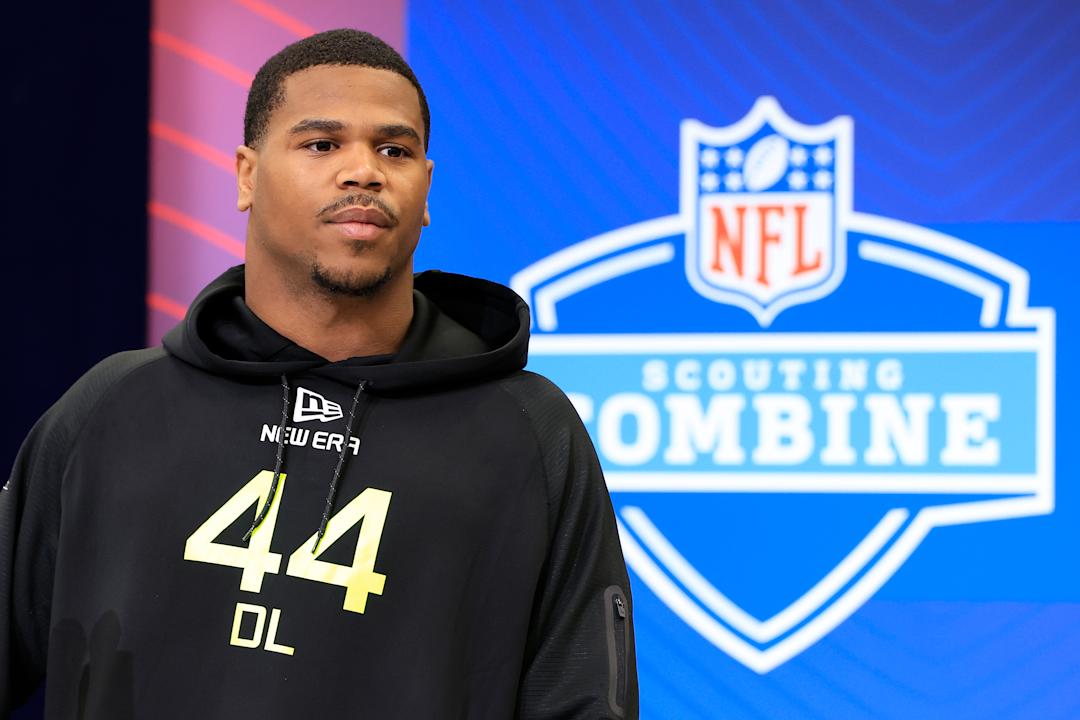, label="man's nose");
[336,147,385,190]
